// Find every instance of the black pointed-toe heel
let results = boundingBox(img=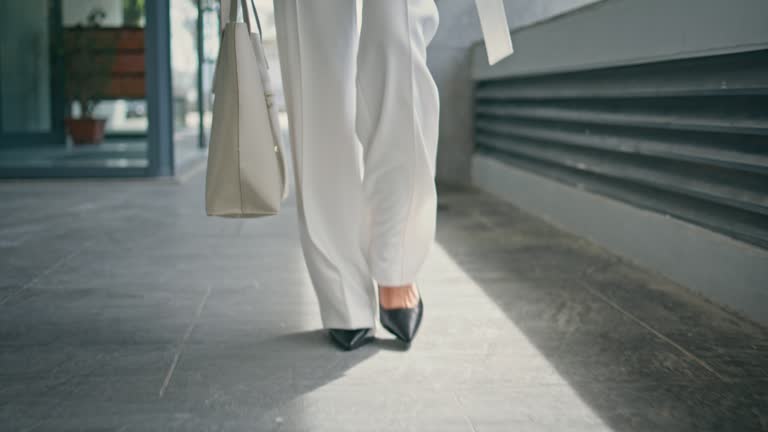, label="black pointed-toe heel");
[379,298,424,344]
[328,328,374,351]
